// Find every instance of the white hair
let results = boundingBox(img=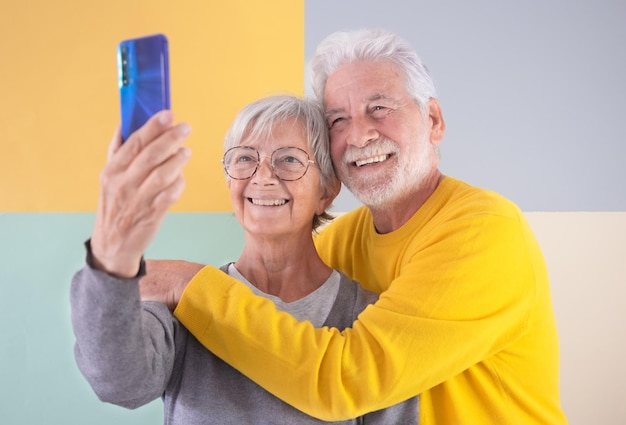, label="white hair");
[310,28,438,112]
